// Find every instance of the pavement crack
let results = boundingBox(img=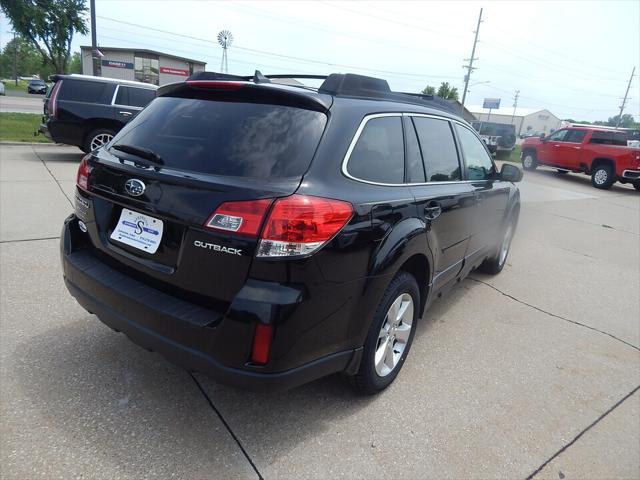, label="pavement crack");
[522,206,639,236]
[468,277,640,352]
[190,373,264,480]
[526,385,640,479]
[0,236,59,244]
[31,145,73,207]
